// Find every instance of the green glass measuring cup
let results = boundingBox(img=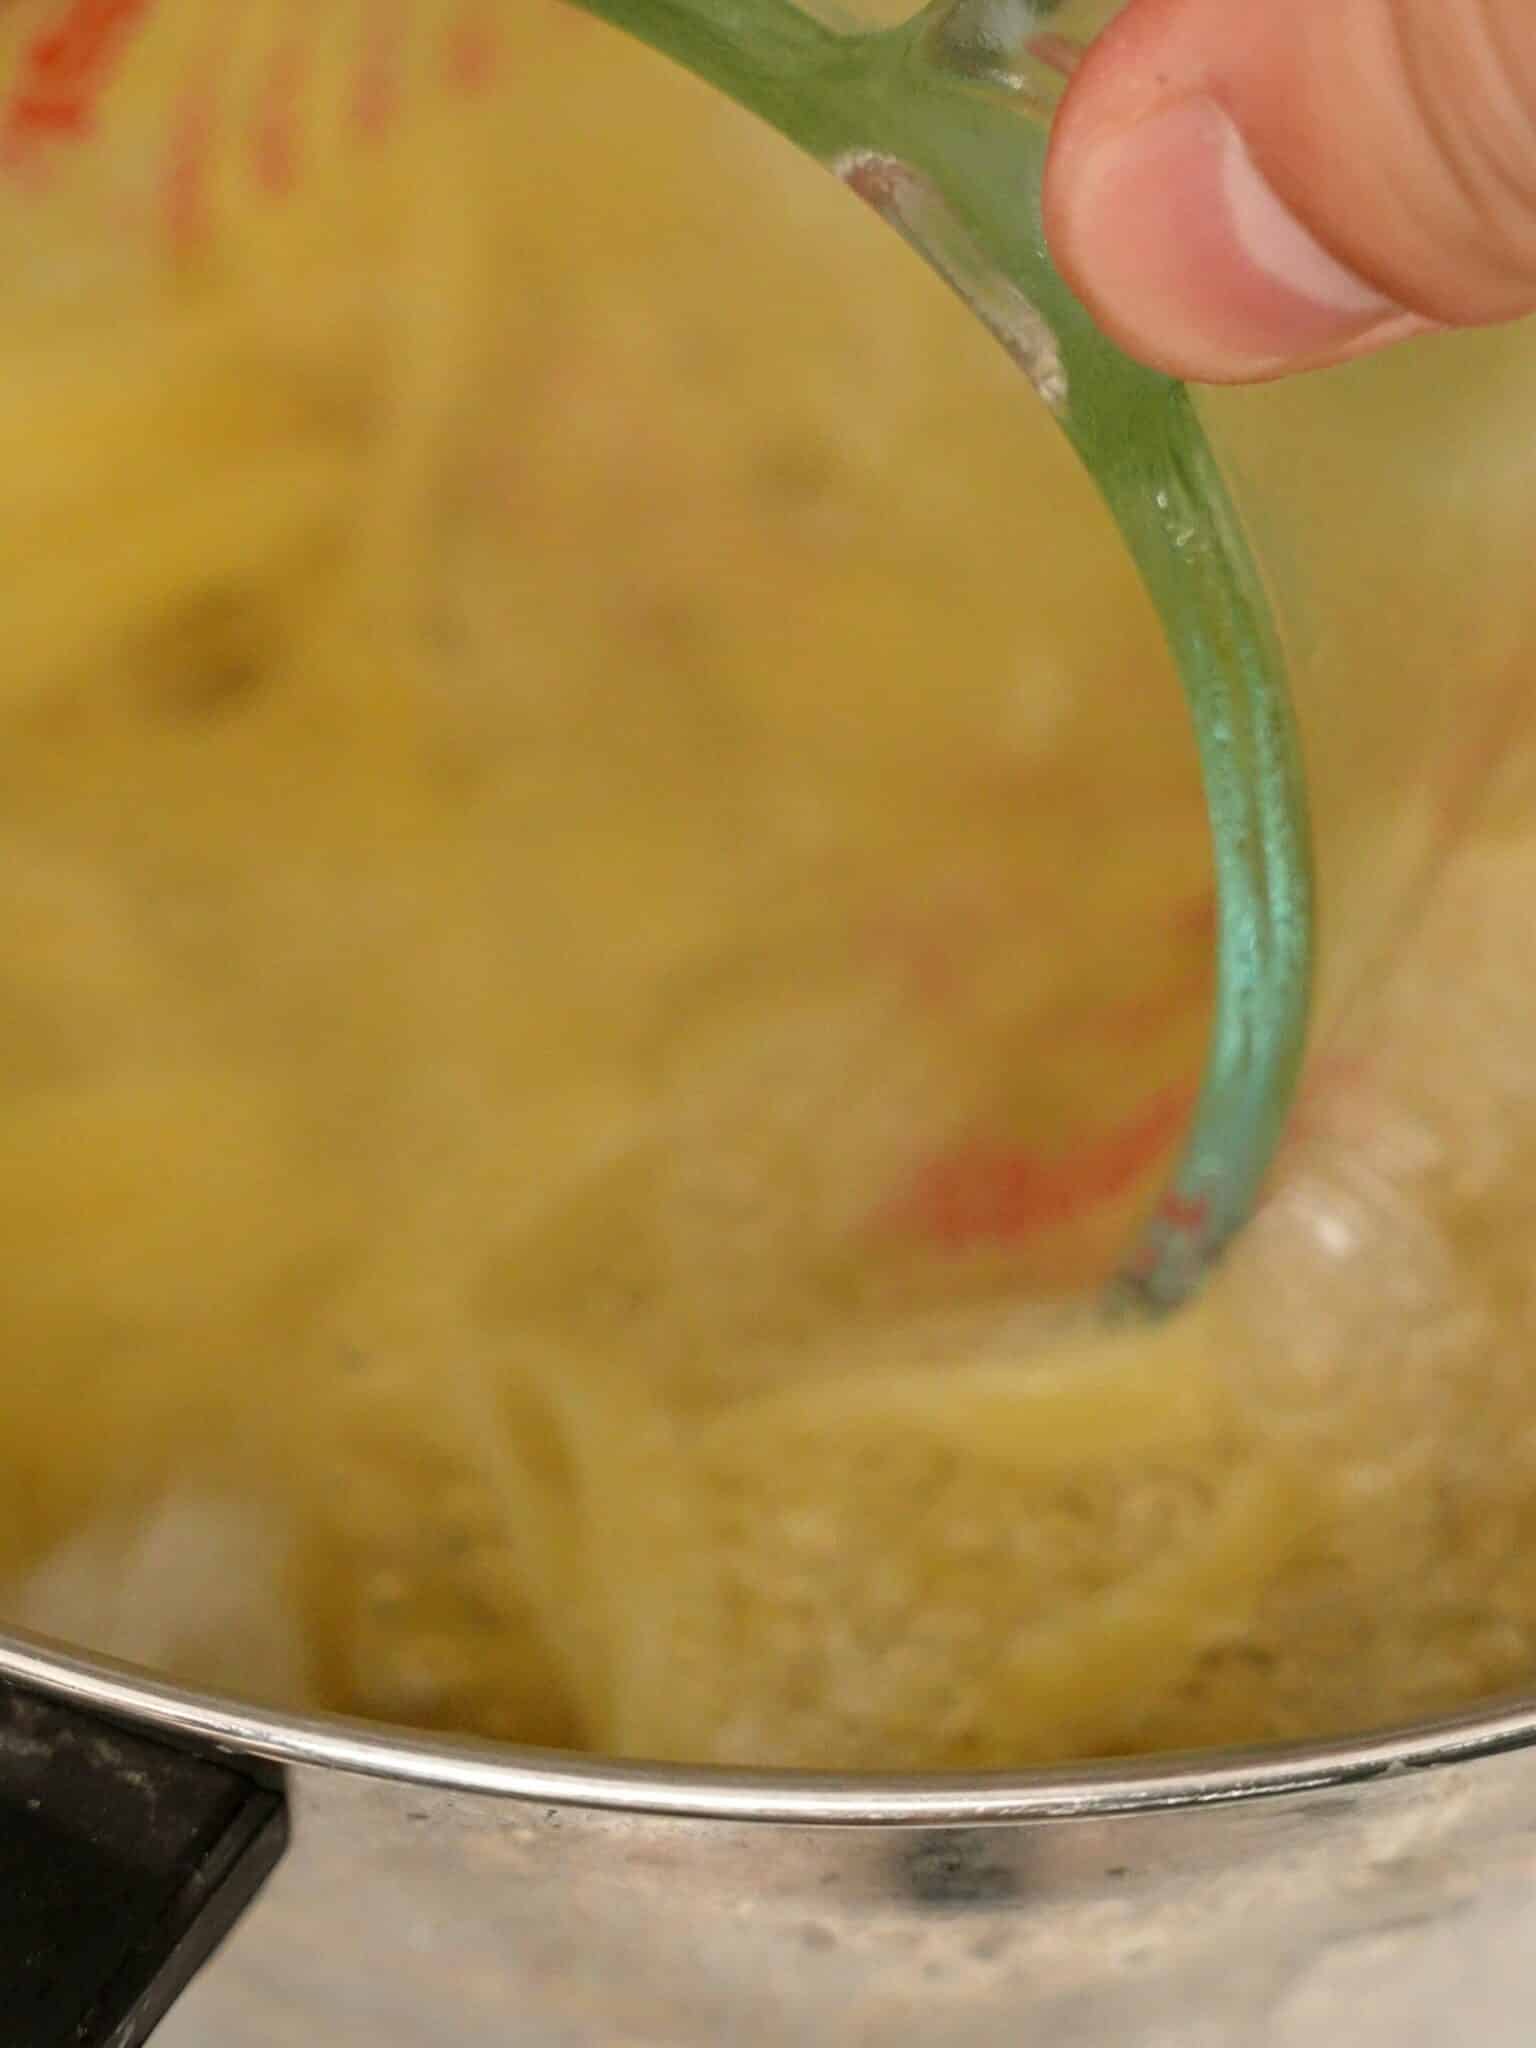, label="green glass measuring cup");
[569,0,1313,1310]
